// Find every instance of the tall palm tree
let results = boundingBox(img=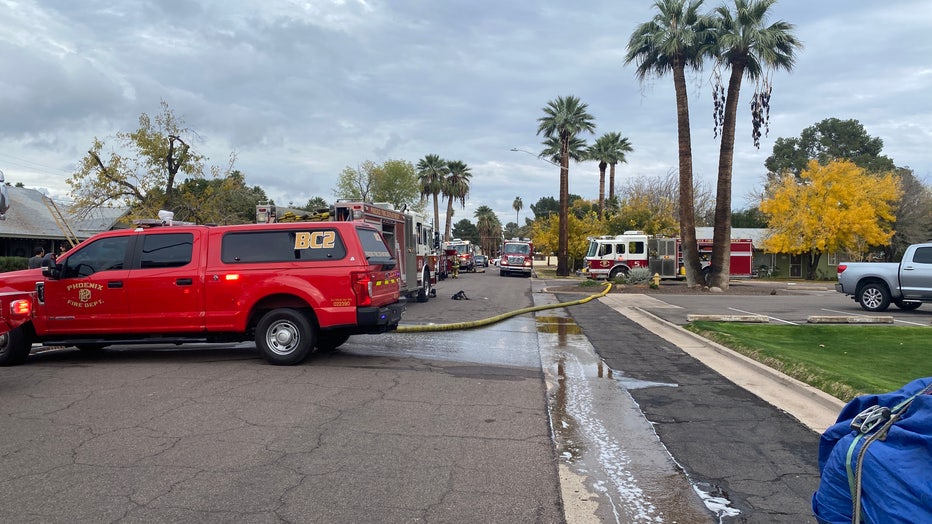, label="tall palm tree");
[625,0,710,287]
[442,160,472,241]
[416,154,448,237]
[587,134,619,217]
[536,95,596,277]
[606,132,634,202]
[474,205,501,256]
[512,196,523,230]
[706,0,800,289]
